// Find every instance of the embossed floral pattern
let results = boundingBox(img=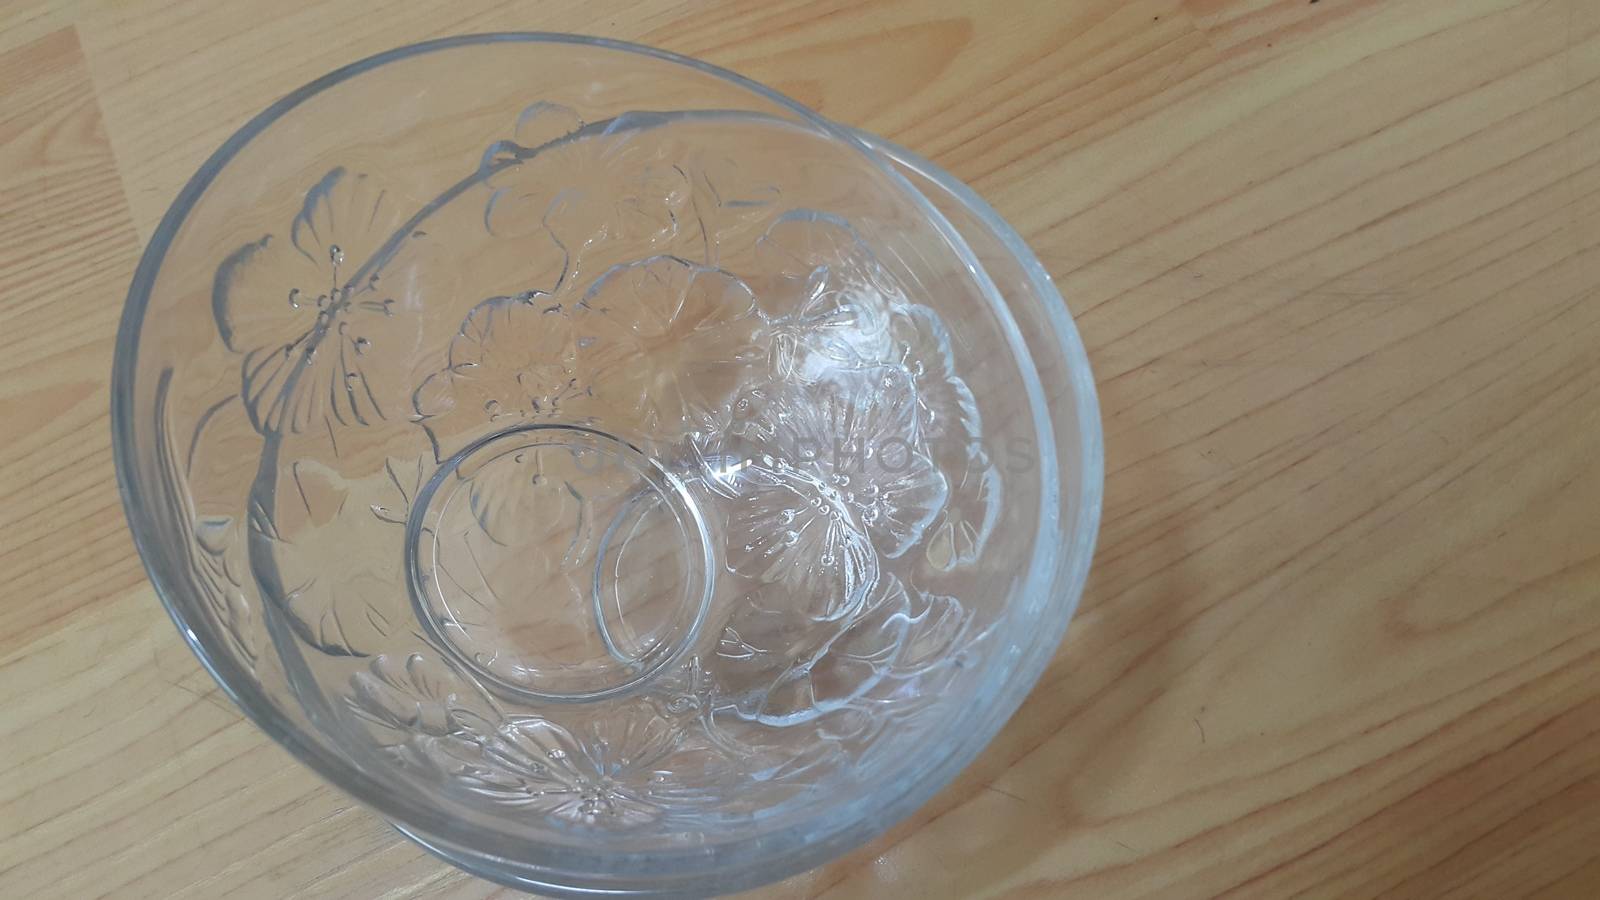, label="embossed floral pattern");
[687,153,781,266]
[574,255,766,441]
[411,294,582,462]
[344,650,527,793]
[252,454,425,656]
[714,574,913,725]
[890,585,975,677]
[465,703,724,827]
[924,449,1002,572]
[721,469,879,621]
[754,210,898,378]
[721,365,948,617]
[548,131,689,255]
[889,305,1002,571]
[483,106,692,292]
[190,108,1017,832]
[348,651,499,742]
[702,577,984,786]
[213,168,443,437]
[350,654,734,825]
